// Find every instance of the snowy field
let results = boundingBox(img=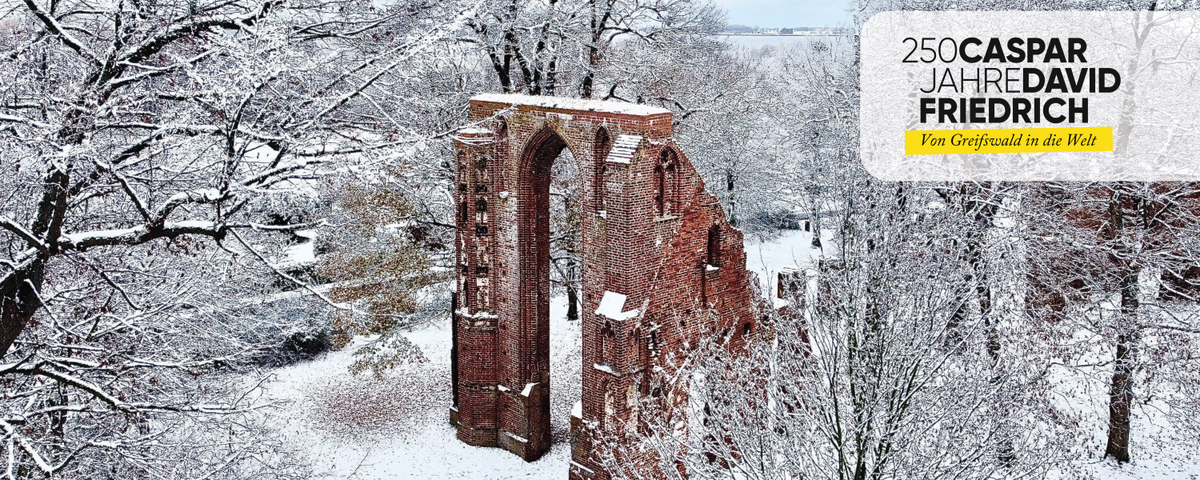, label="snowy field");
[261,227,1200,479]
